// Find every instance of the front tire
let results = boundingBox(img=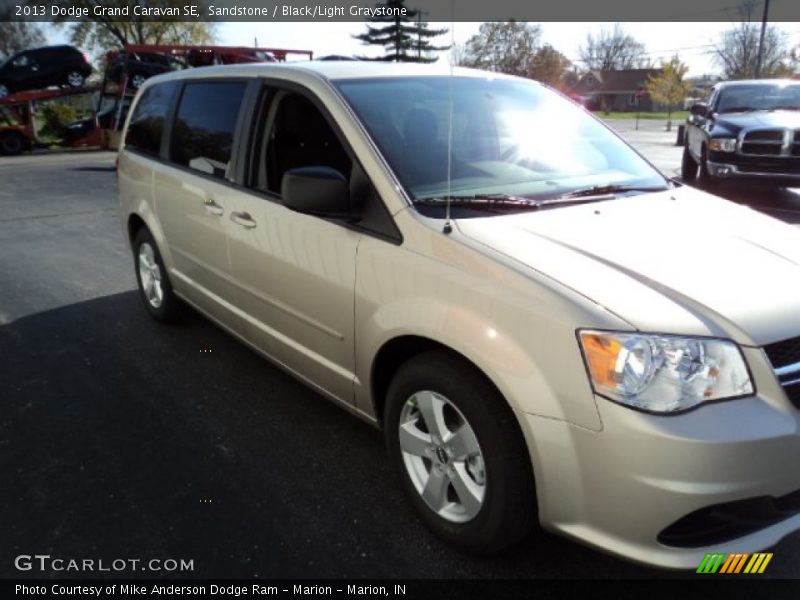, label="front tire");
[681,145,698,182]
[697,145,717,189]
[133,227,182,323]
[384,350,536,554]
